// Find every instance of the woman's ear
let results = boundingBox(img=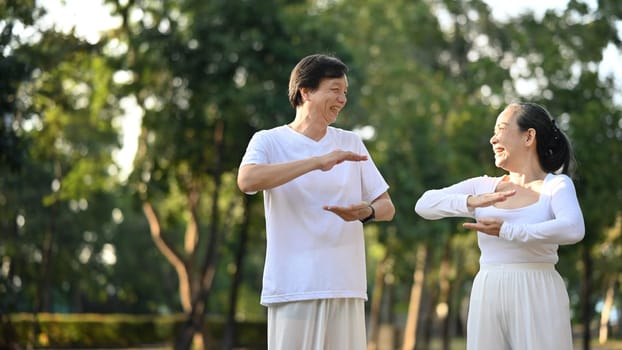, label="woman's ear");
[525,128,536,146]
